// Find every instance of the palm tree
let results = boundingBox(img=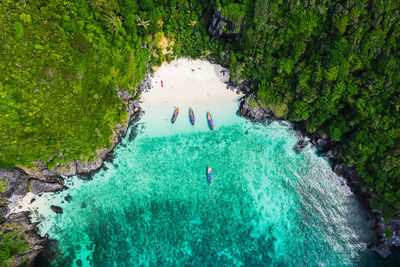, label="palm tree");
[137,18,150,29]
[107,15,122,32]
